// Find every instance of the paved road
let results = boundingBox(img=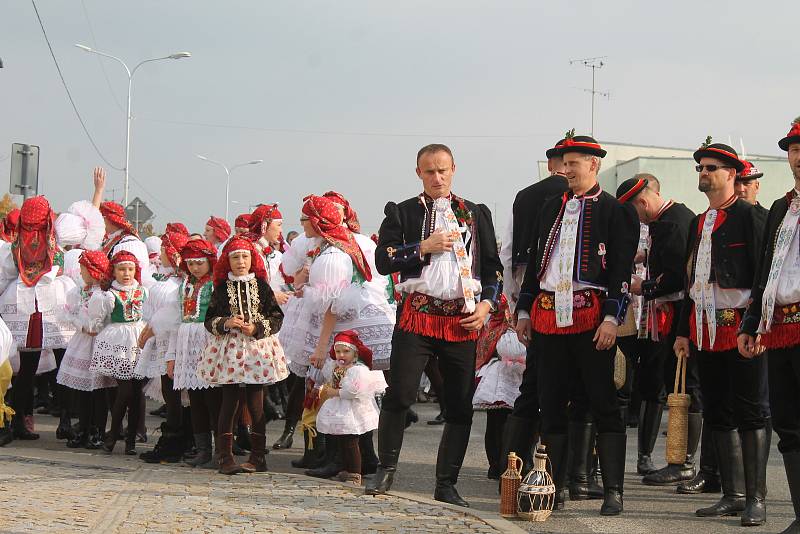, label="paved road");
[0,401,795,533]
